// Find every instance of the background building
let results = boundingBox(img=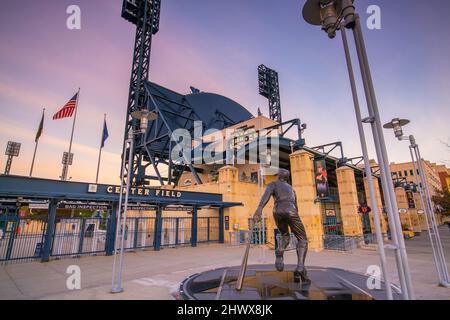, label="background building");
[390,161,443,197]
